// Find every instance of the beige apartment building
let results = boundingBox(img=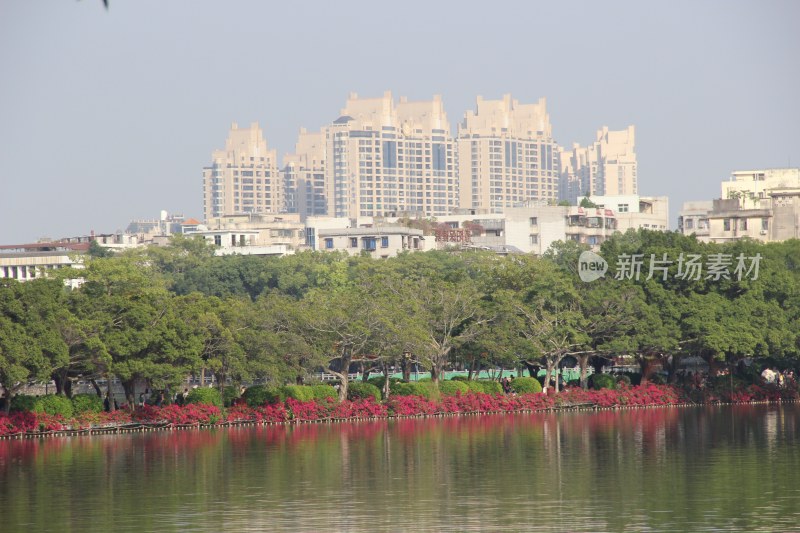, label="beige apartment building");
[323,91,457,219]
[283,129,327,219]
[560,126,637,205]
[202,123,282,220]
[457,95,559,212]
